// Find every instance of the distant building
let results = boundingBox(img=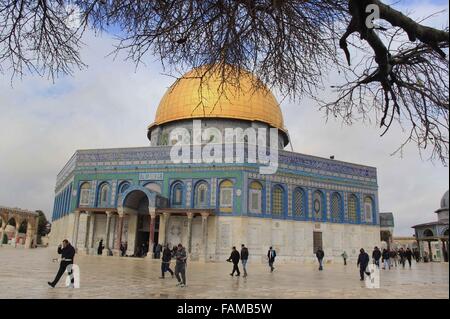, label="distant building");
[412,190,449,262]
[380,212,394,249]
[391,236,418,250]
